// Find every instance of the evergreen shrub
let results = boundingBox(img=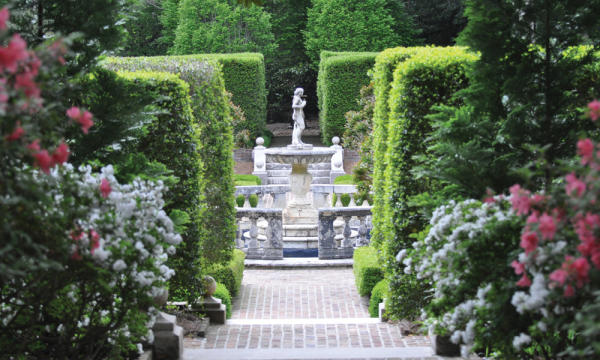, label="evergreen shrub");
[105,57,237,267]
[235,195,245,207]
[369,279,388,318]
[317,51,378,144]
[379,47,478,319]
[353,246,384,296]
[340,193,351,207]
[116,71,204,302]
[206,249,246,297]
[214,282,232,319]
[105,53,266,141]
[248,194,259,208]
